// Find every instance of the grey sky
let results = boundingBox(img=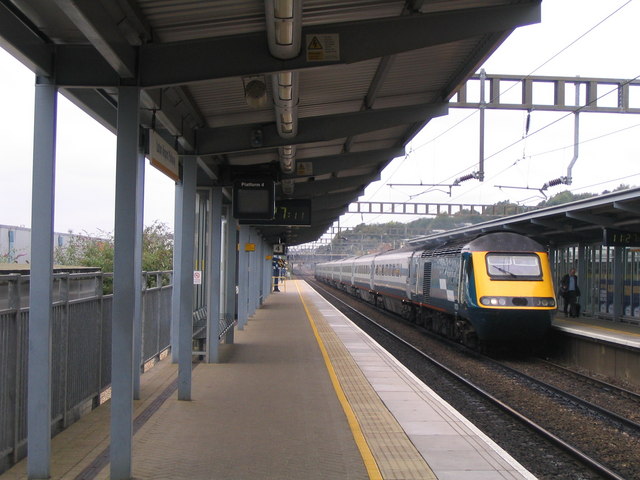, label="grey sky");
[0,0,638,237]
